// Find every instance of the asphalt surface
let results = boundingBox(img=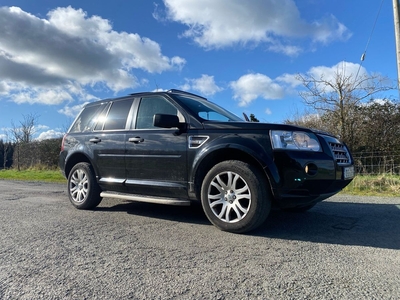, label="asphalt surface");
[0,180,399,299]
